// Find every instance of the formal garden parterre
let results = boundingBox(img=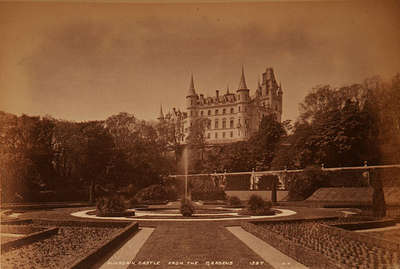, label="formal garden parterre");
[242,217,400,269]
